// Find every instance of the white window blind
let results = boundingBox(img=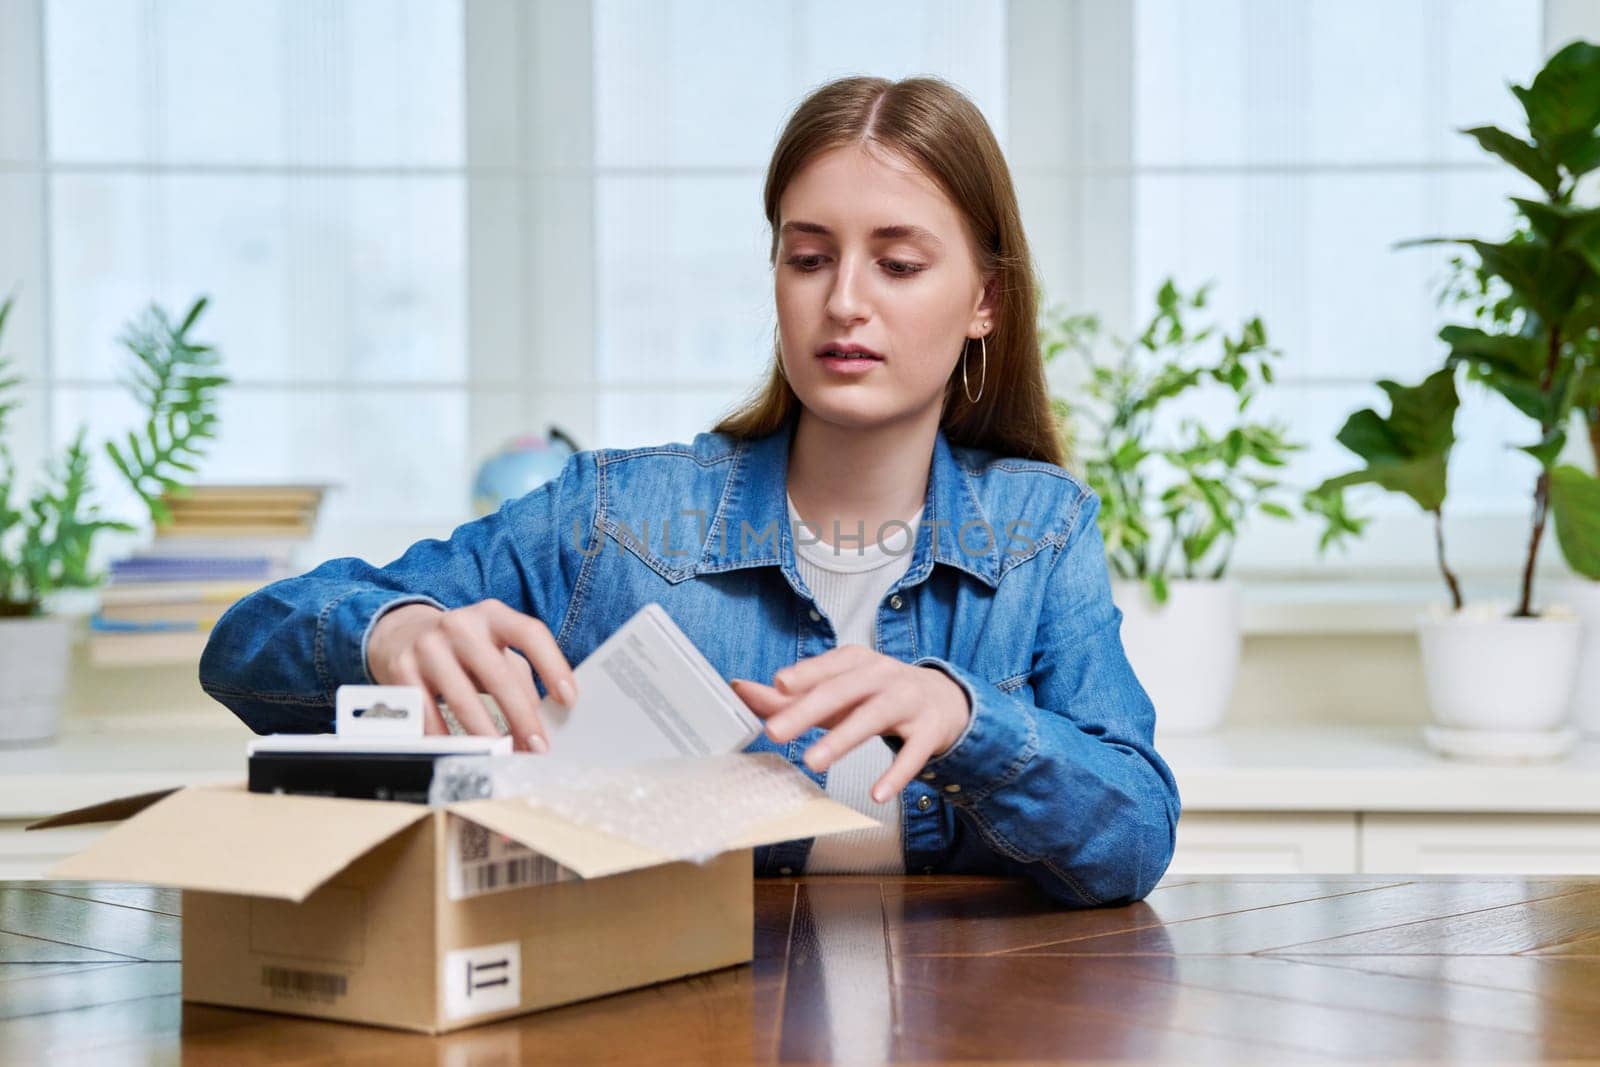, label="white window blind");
[4,0,1583,580]
[1127,0,1549,576]
[588,0,1008,448]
